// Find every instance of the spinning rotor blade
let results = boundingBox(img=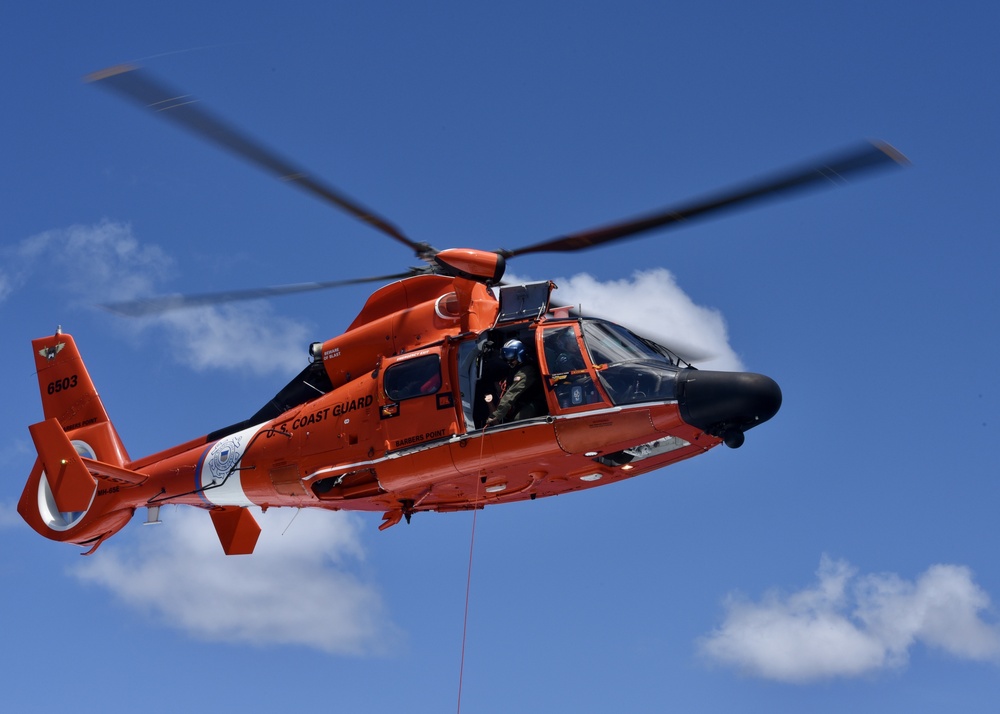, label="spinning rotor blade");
[87,64,907,320]
[503,141,908,258]
[87,65,432,258]
[101,272,415,317]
